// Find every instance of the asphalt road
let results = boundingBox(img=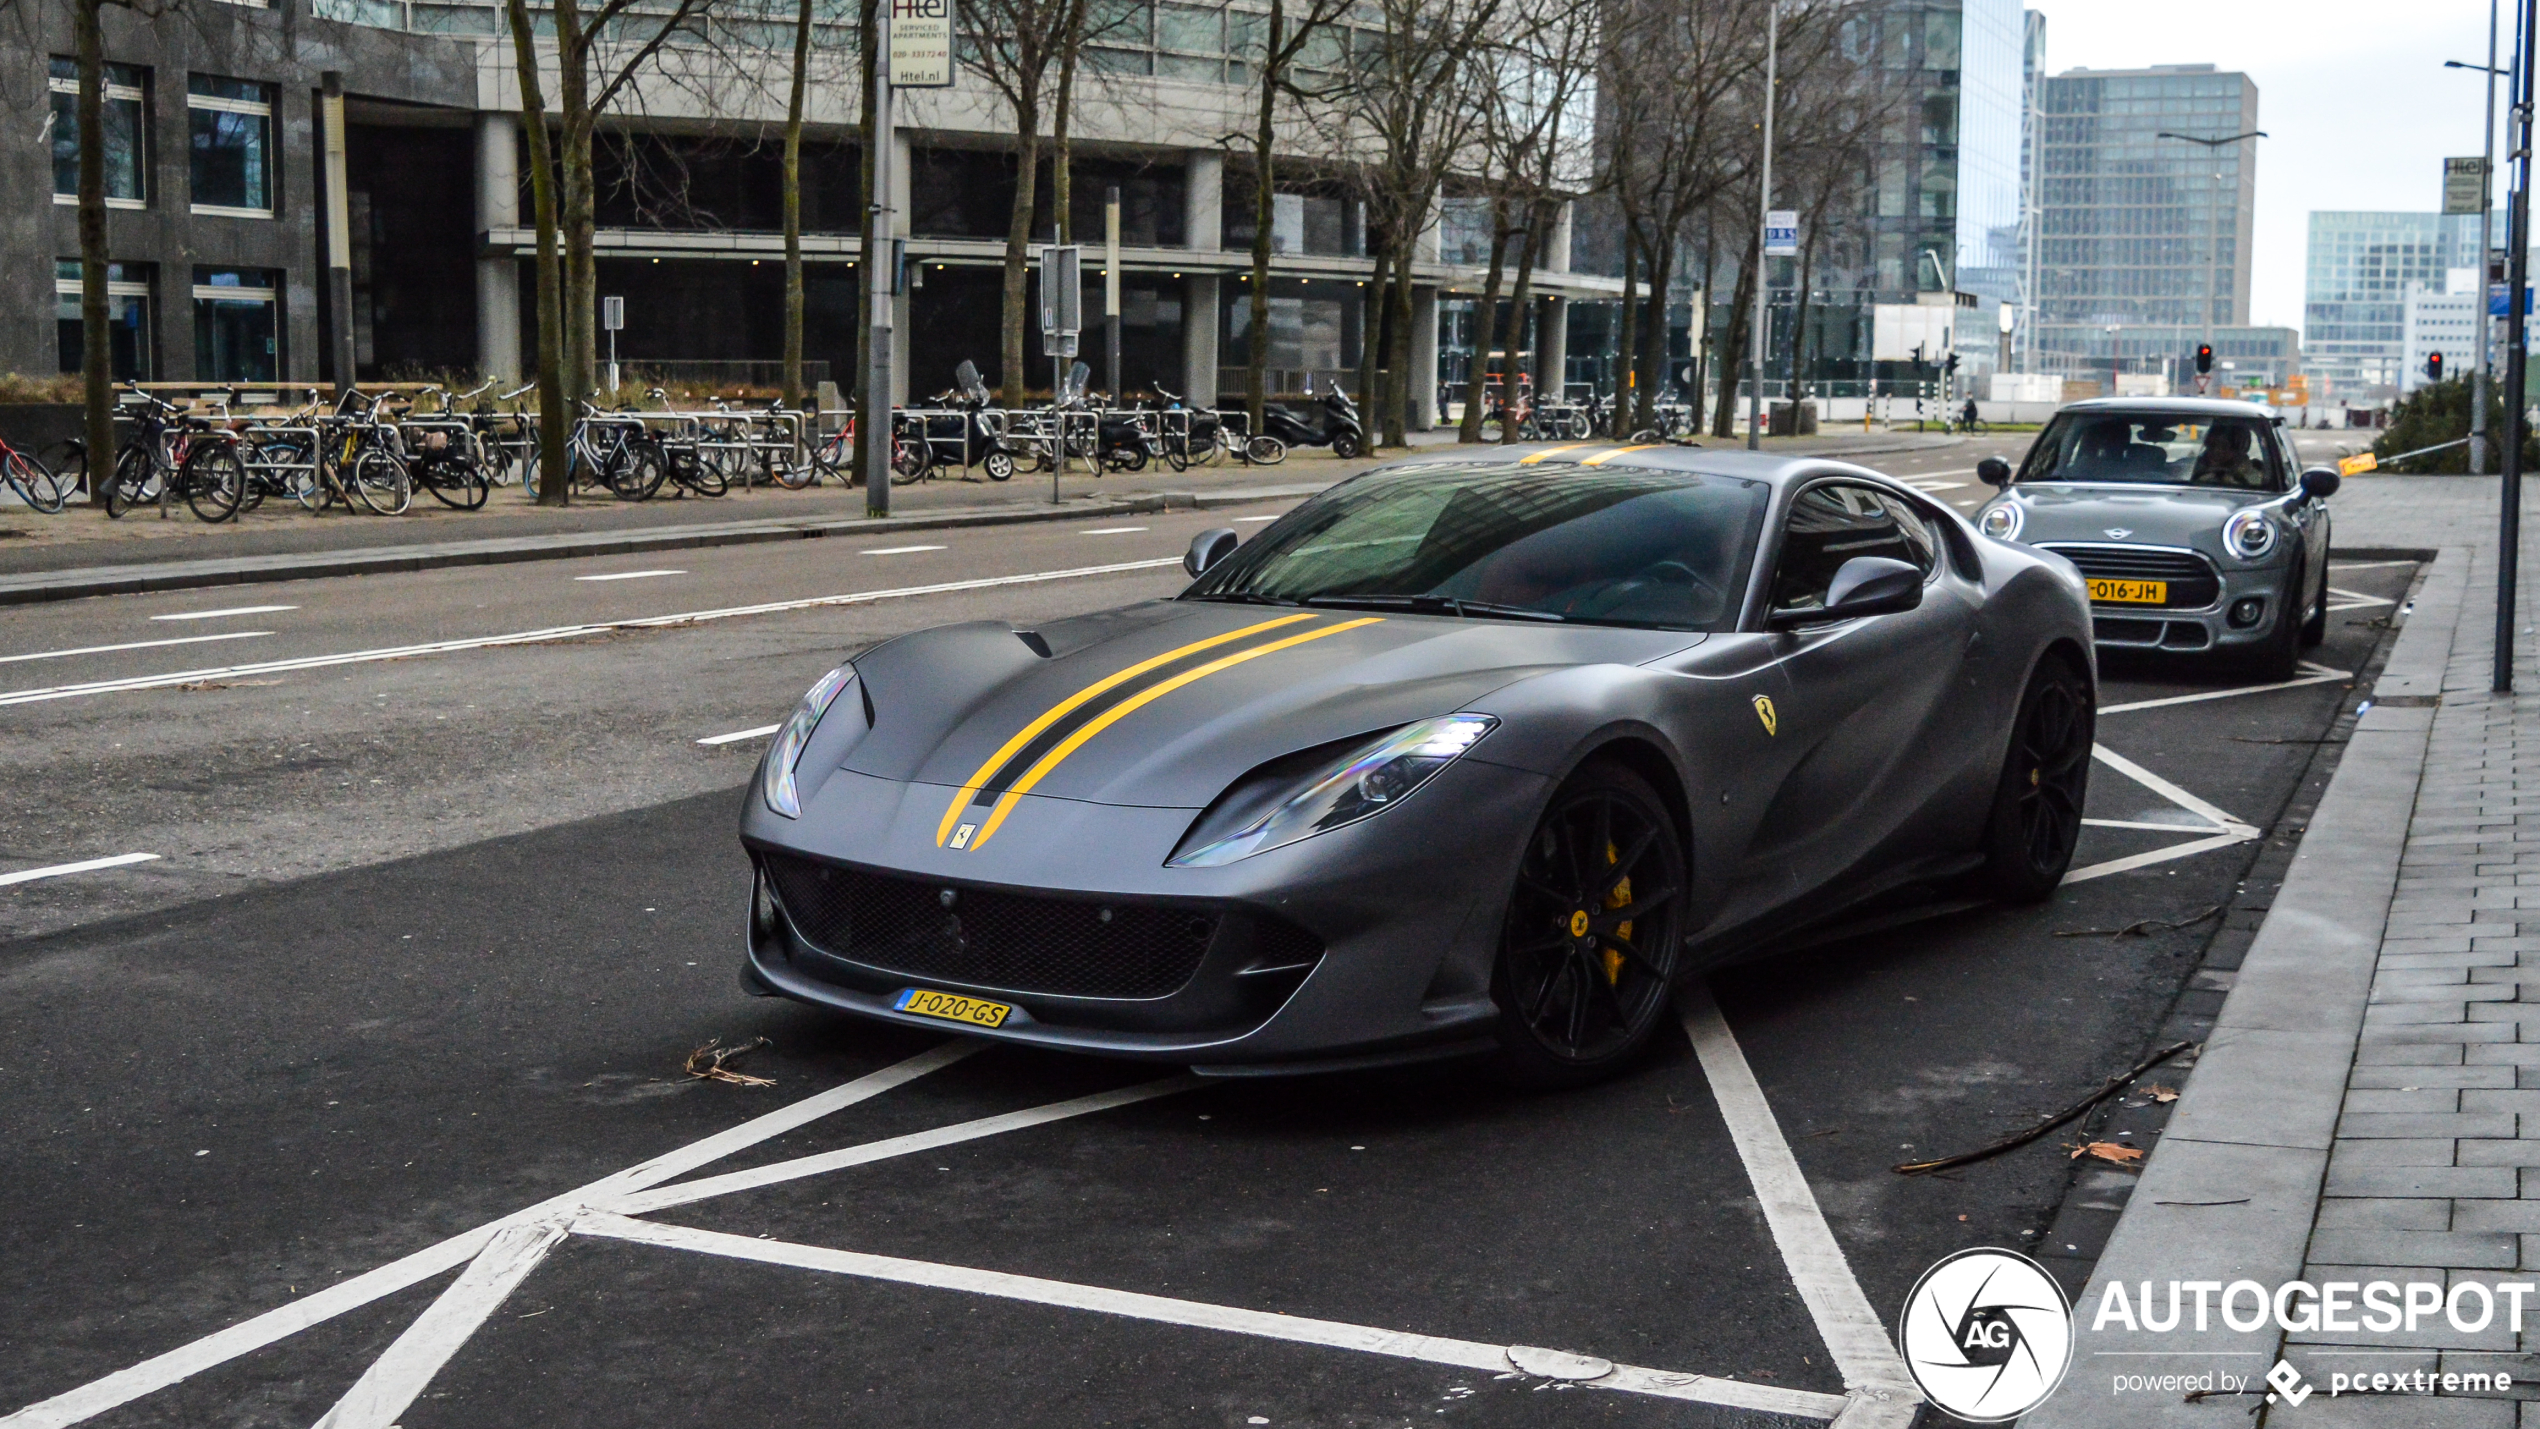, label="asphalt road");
[0,434,2416,1429]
